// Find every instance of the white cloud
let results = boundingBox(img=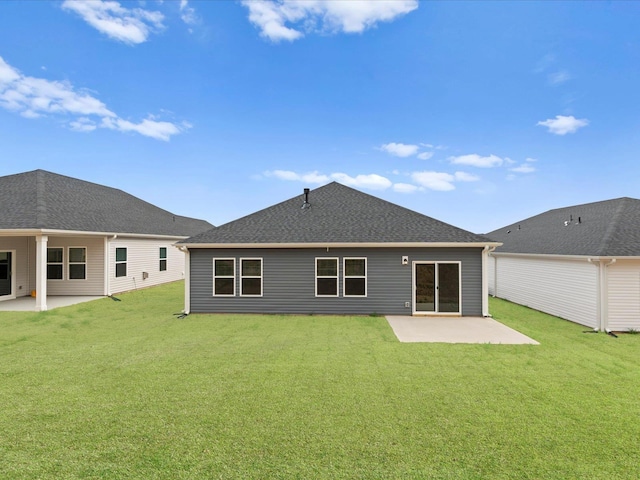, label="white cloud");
[417,151,434,160]
[265,169,392,190]
[61,0,164,45]
[0,55,185,141]
[393,183,419,193]
[537,115,589,135]
[69,117,97,132]
[411,171,456,191]
[380,142,419,157]
[509,164,536,174]
[241,0,418,42]
[548,70,571,85]
[265,170,330,184]
[180,0,198,26]
[449,154,503,168]
[454,171,480,182]
[331,172,392,190]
